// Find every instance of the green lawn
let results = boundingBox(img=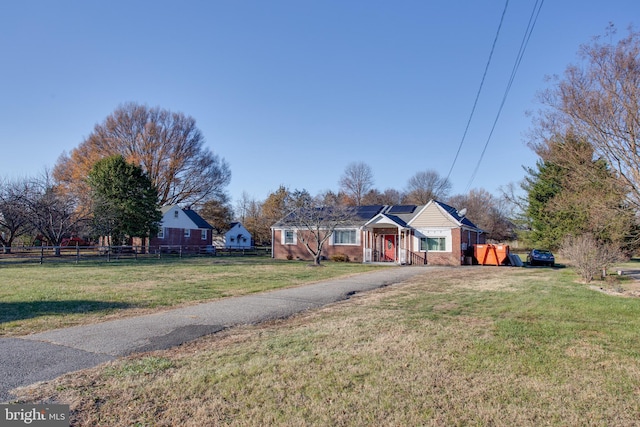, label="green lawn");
[0,257,385,336]
[12,261,640,426]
